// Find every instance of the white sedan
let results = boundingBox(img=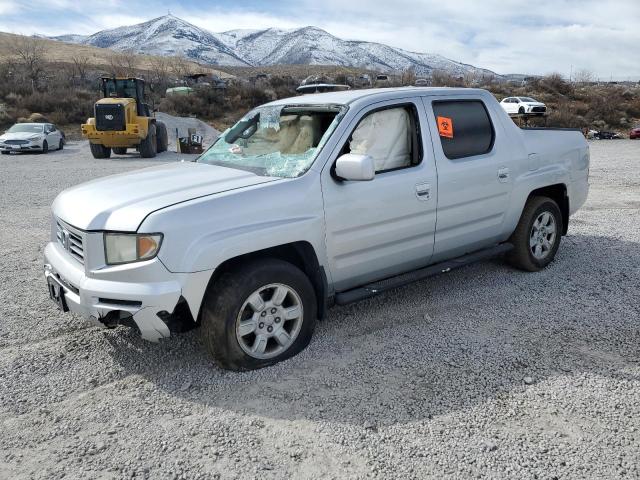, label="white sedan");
[0,123,64,154]
[500,97,547,115]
